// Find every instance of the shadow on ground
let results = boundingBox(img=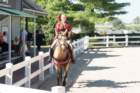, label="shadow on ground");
[66,49,119,90]
[89,49,121,59]
[37,48,120,91]
[77,80,140,88]
[84,66,115,71]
